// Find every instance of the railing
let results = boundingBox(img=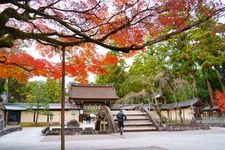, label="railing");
[133,105,159,131]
